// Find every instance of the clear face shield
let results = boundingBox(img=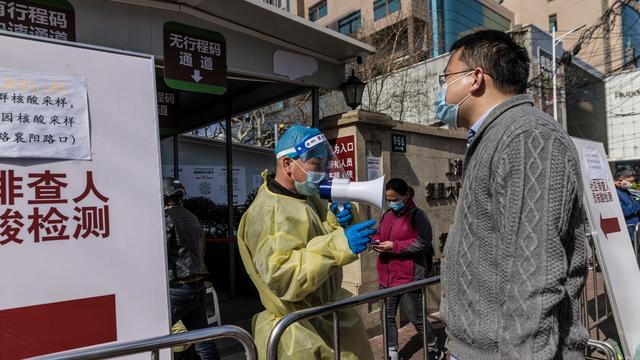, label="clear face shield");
[276,133,346,180]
